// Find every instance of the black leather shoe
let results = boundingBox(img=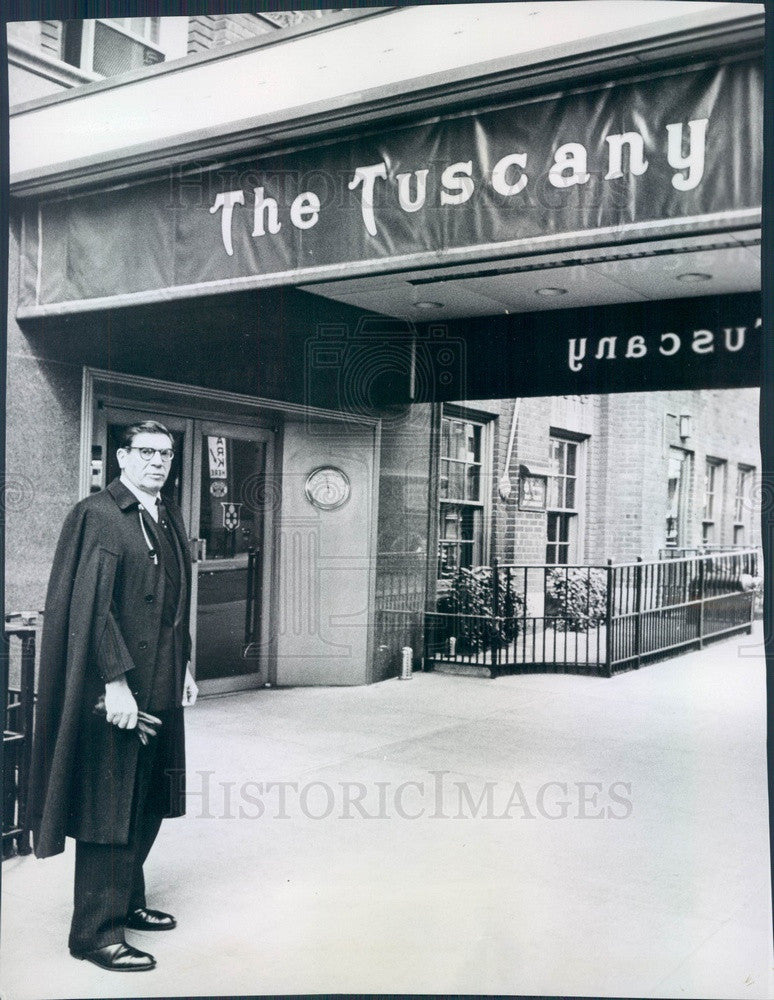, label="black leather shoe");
[126,906,177,931]
[73,942,156,971]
